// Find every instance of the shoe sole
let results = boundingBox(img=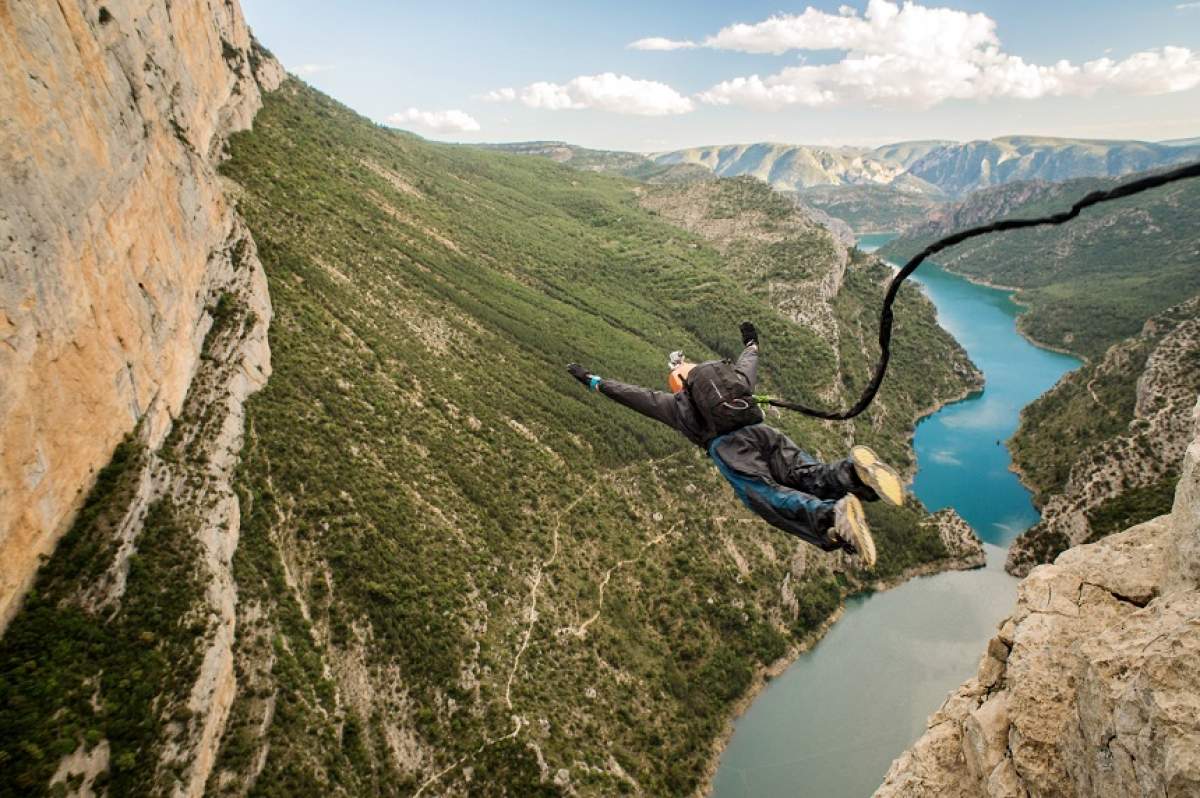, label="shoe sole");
[837,495,877,569]
[851,445,904,507]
